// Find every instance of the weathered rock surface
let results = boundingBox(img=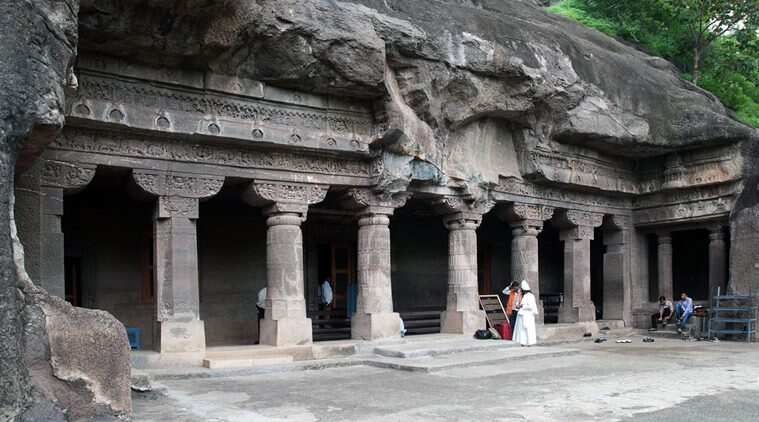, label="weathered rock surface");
[1,0,132,420]
[78,0,754,162]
